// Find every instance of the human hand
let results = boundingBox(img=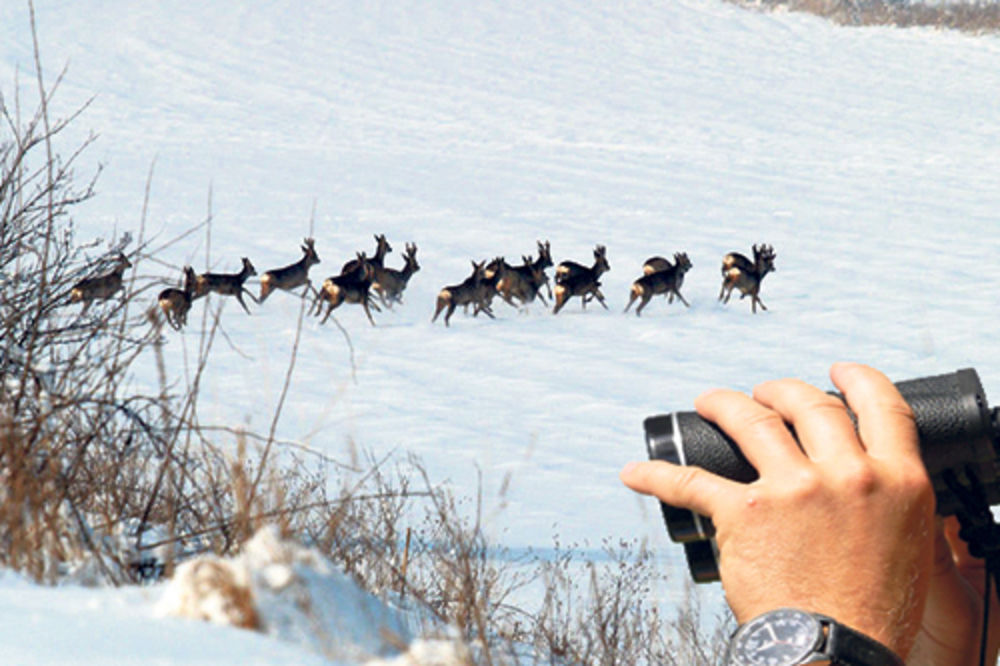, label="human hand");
[621,363,936,659]
[907,516,1000,666]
